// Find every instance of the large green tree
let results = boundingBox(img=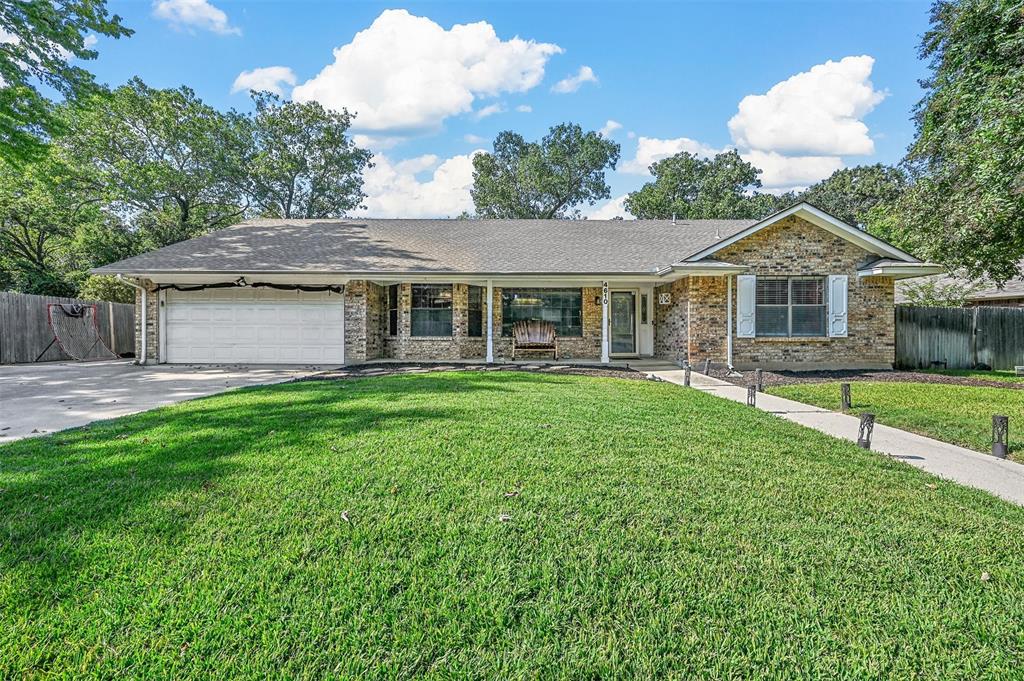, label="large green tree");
[60,78,249,248]
[242,92,371,219]
[798,164,907,229]
[624,150,786,220]
[471,123,620,219]
[0,0,131,166]
[0,152,99,295]
[900,0,1024,283]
